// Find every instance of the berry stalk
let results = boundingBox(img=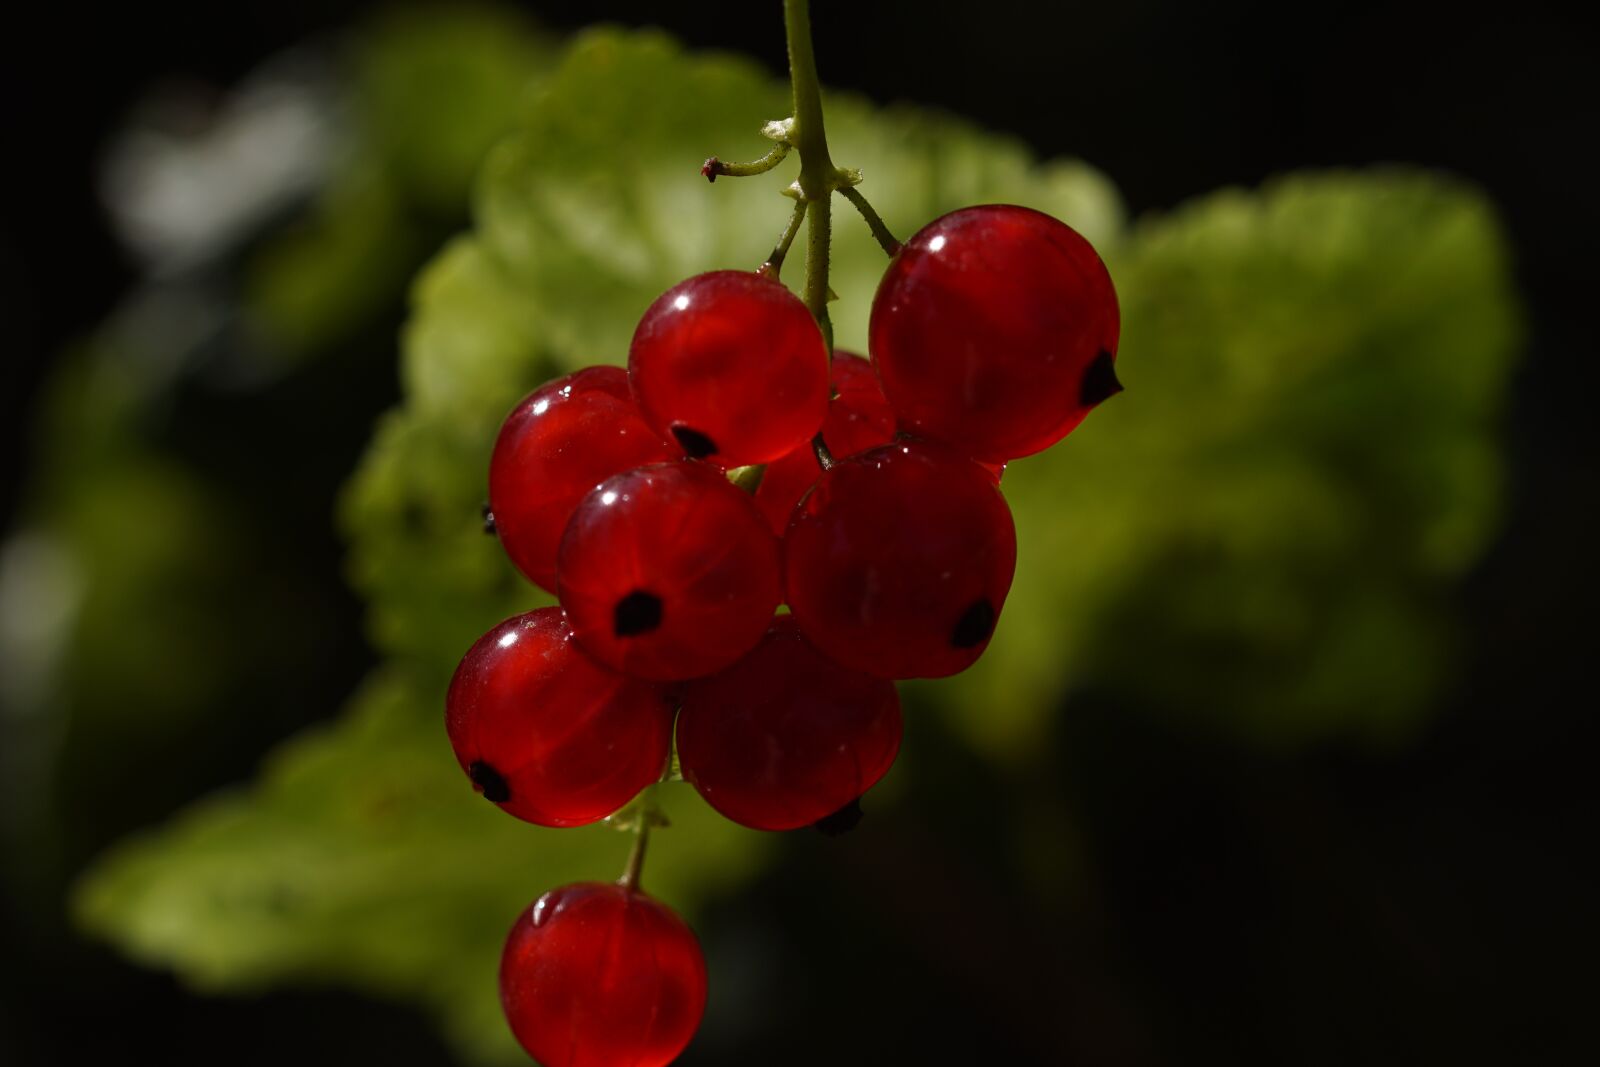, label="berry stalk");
[783,0,836,352]
[619,817,650,892]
